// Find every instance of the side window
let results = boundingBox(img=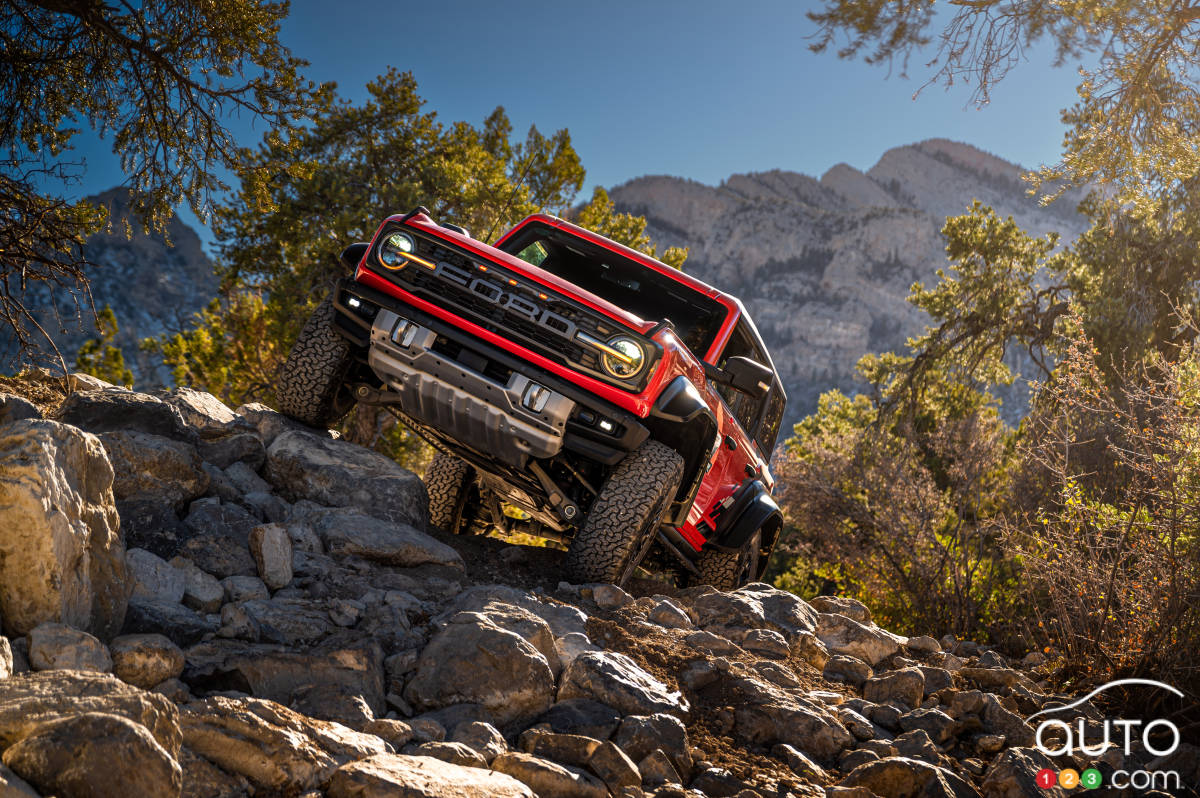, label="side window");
[755,382,785,455]
[714,320,766,435]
